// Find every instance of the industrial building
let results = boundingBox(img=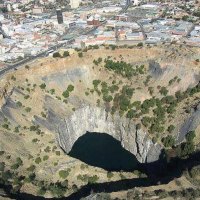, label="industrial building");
[56,9,63,24]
